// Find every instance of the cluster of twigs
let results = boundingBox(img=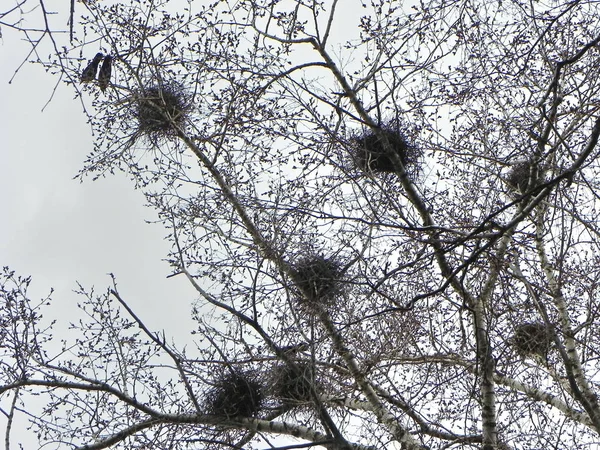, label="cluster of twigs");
[134,83,190,142]
[206,371,263,418]
[292,255,344,309]
[350,122,421,176]
[512,322,553,357]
